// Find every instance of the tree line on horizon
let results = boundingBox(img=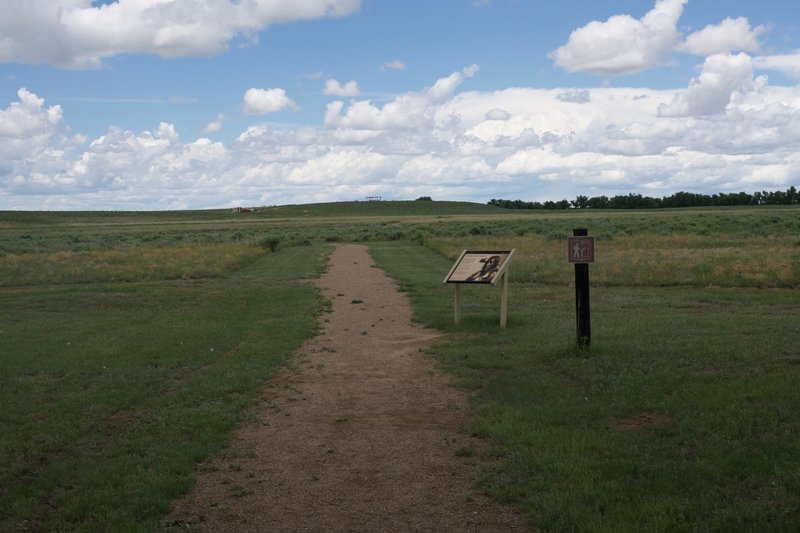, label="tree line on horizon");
[488,186,799,210]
